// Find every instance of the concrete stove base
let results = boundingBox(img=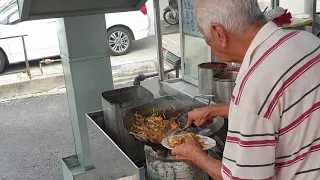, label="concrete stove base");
[61,155,102,180]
